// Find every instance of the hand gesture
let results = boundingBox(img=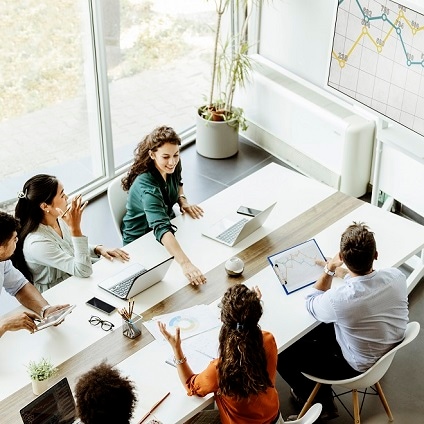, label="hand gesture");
[58,194,88,235]
[158,321,181,350]
[181,262,206,286]
[252,285,262,300]
[96,246,130,262]
[316,253,348,278]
